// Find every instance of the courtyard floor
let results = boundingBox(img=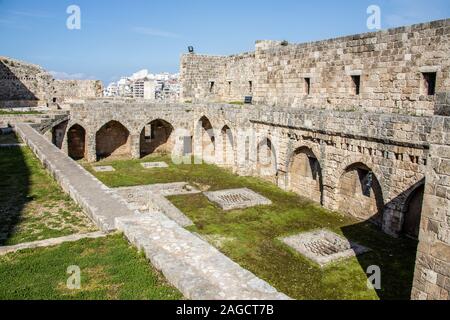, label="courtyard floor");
[85,154,419,300]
